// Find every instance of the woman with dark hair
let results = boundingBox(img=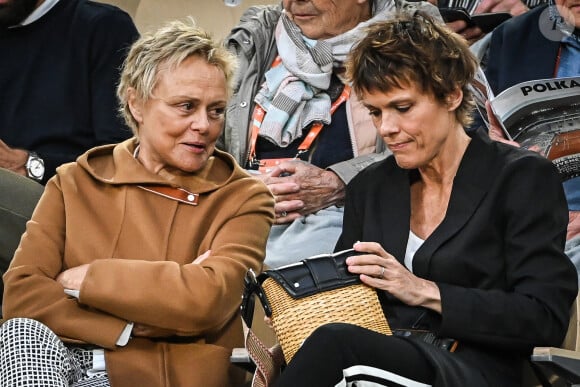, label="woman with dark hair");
[273,14,578,387]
